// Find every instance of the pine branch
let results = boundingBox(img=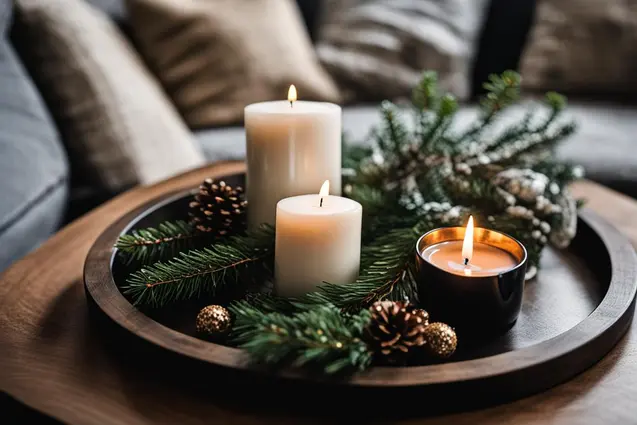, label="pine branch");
[465,108,535,157]
[115,220,204,264]
[237,228,425,317]
[377,101,410,157]
[479,71,522,120]
[537,91,567,131]
[444,173,515,214]
[485,213,545,267]
[294,220,456,312]
[347,184,386,213]
[530,160,584,186]
[459,71,521,142]
[122,227,275,307]
[242,292,298,314]
[416,166,453,203]
[412,70,438,111]
[241,220,436,315]
[342,133,372,171]
[230,301,372,374]
[346,183,422,241]
[420,93,458,151]
[463,121,576,168]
